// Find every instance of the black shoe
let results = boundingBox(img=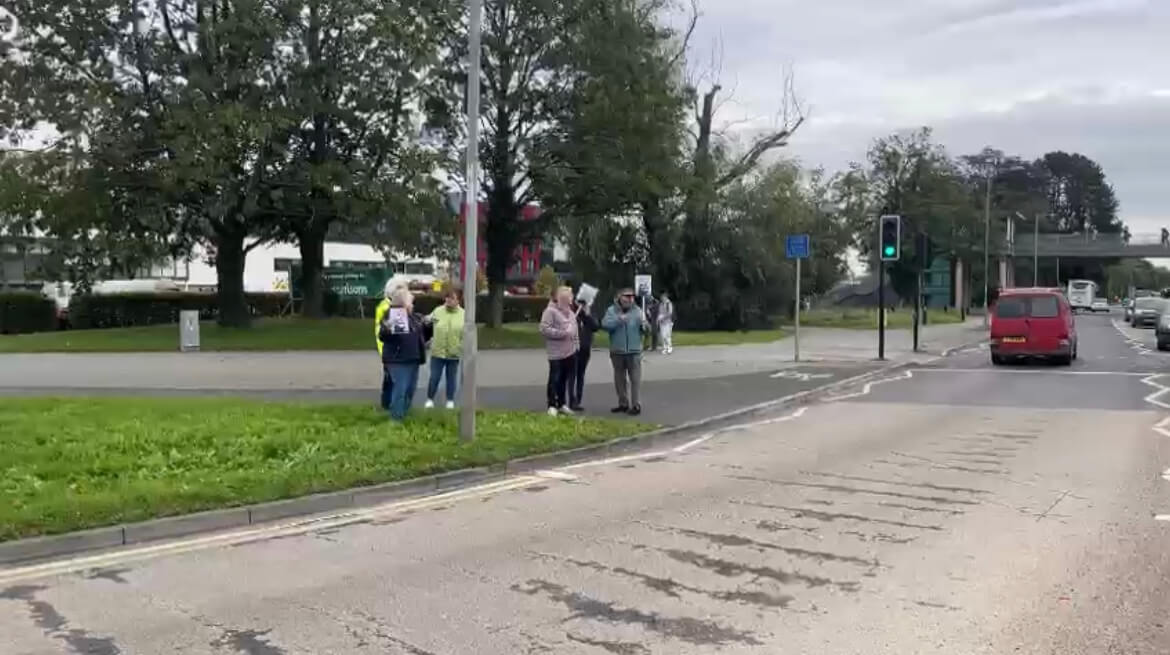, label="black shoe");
[611,405,629,413]
[627,405,642,416]
[570,404,584,412]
